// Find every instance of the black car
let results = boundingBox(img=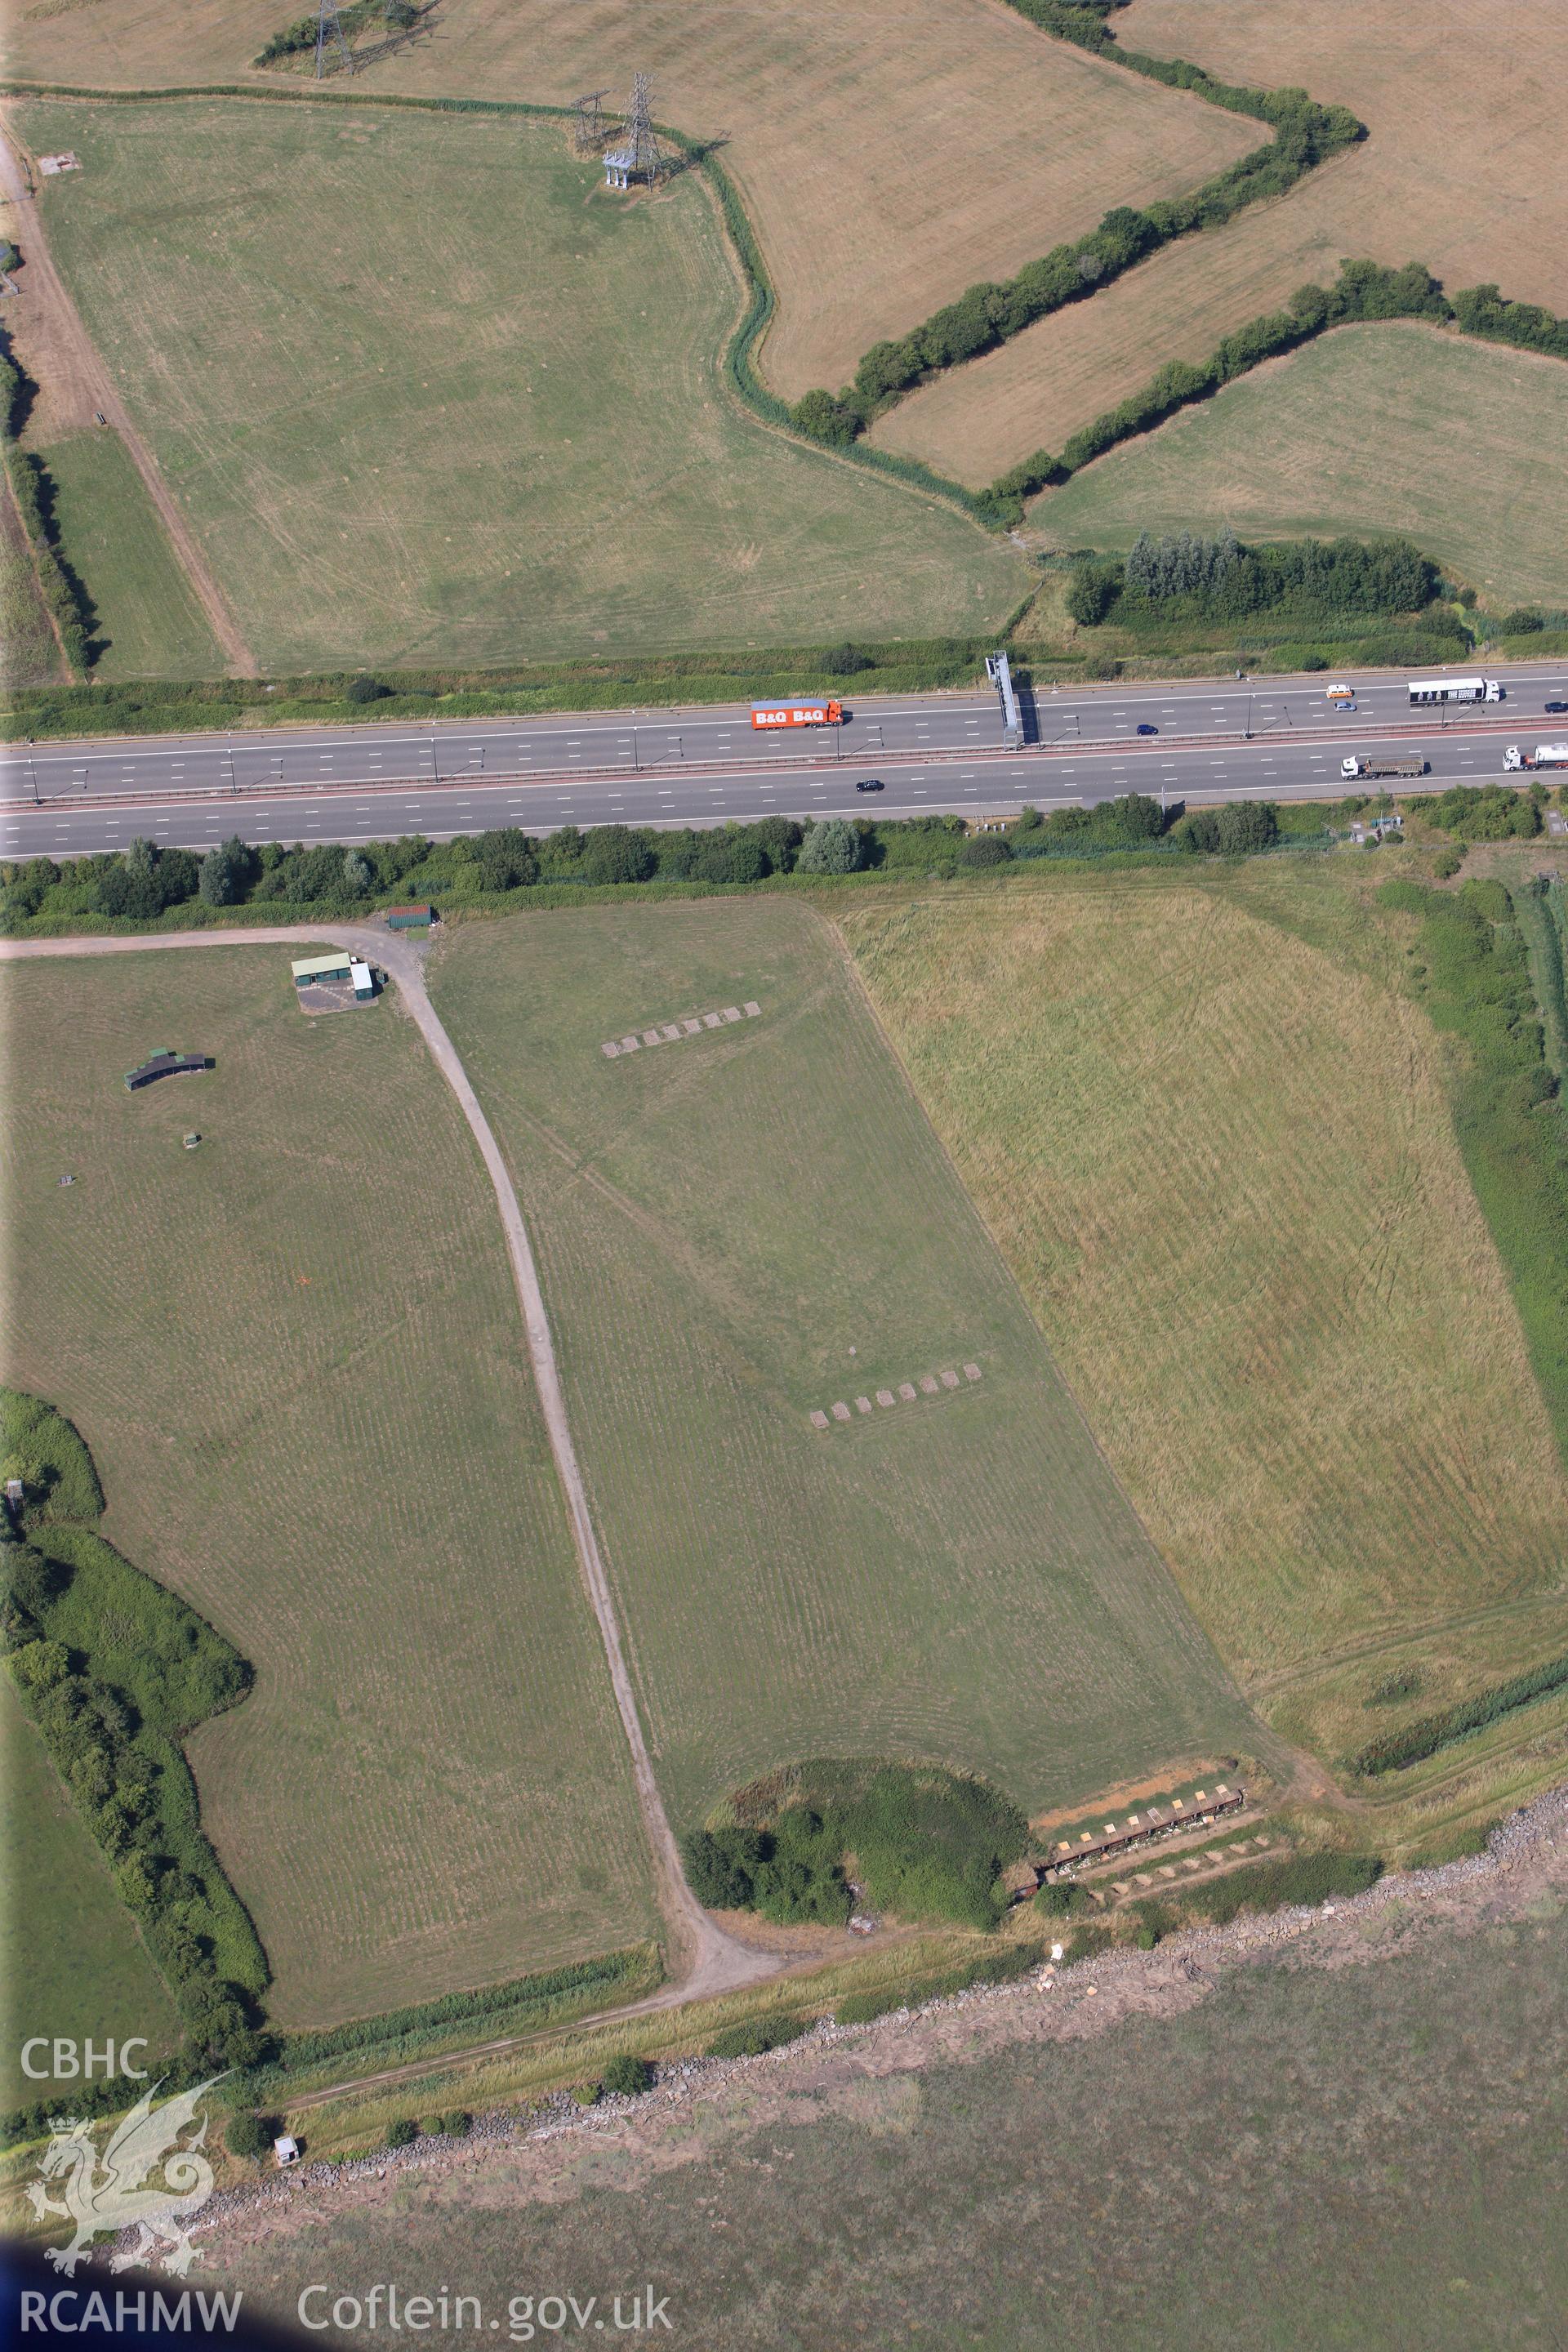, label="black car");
[855,777,884,792]
[1136,722,1159,735]
[1546,701,1567,715]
